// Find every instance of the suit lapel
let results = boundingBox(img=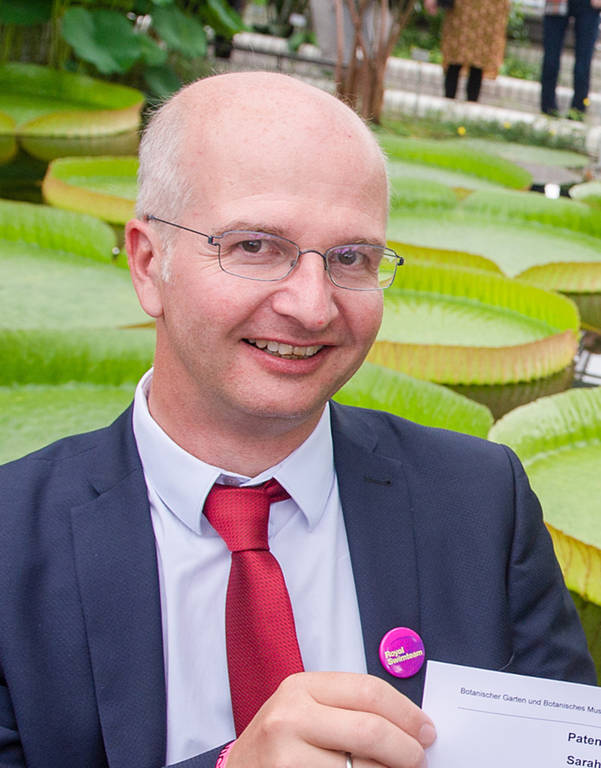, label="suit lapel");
[69,410,166,768]
[331,403,426,705]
